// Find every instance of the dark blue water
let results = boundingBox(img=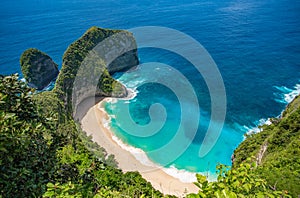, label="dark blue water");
[1,0,300,178]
